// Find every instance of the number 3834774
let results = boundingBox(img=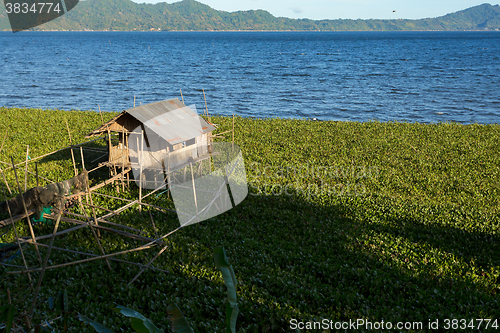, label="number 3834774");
[5,2,62,14]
